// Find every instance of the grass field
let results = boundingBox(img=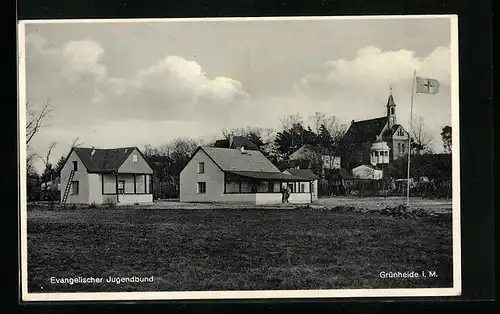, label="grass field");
[27,200,453,292]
